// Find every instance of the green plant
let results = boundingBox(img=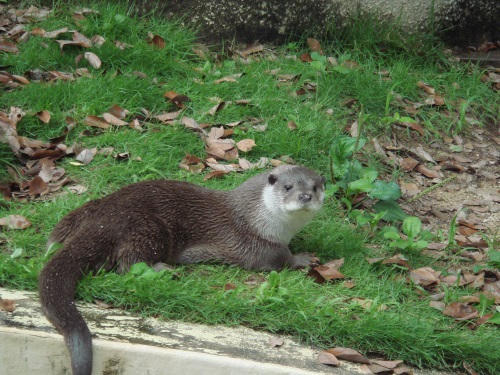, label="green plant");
[383,217,434,252]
